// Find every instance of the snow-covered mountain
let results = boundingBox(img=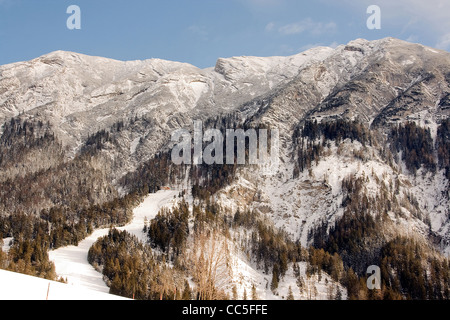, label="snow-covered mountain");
[1,37,449,300]
[214,38,450,249]
[0,46,332,157]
